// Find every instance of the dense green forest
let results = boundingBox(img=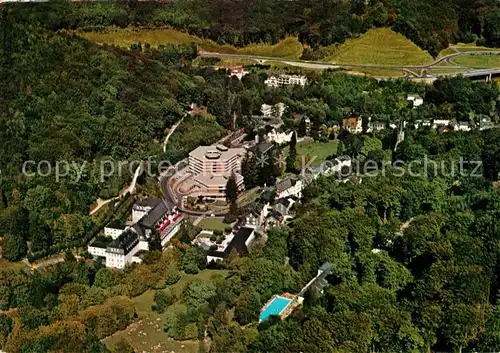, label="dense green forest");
[7,0,500,56]
[2,128,500,352]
